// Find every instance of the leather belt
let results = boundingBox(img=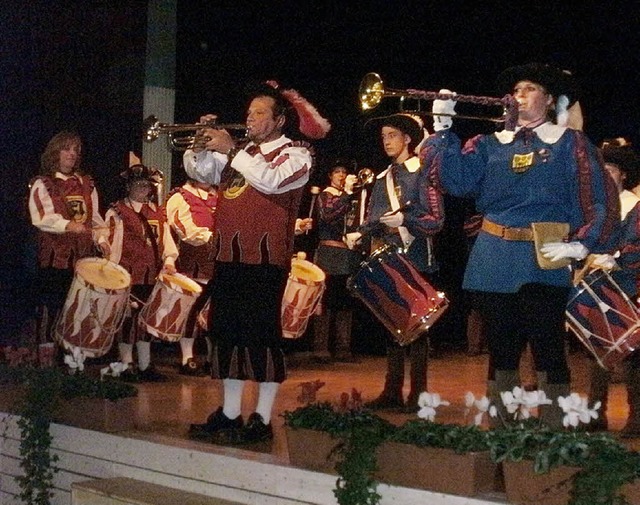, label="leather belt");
[319,239,348,249]
[481,218,534,241]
